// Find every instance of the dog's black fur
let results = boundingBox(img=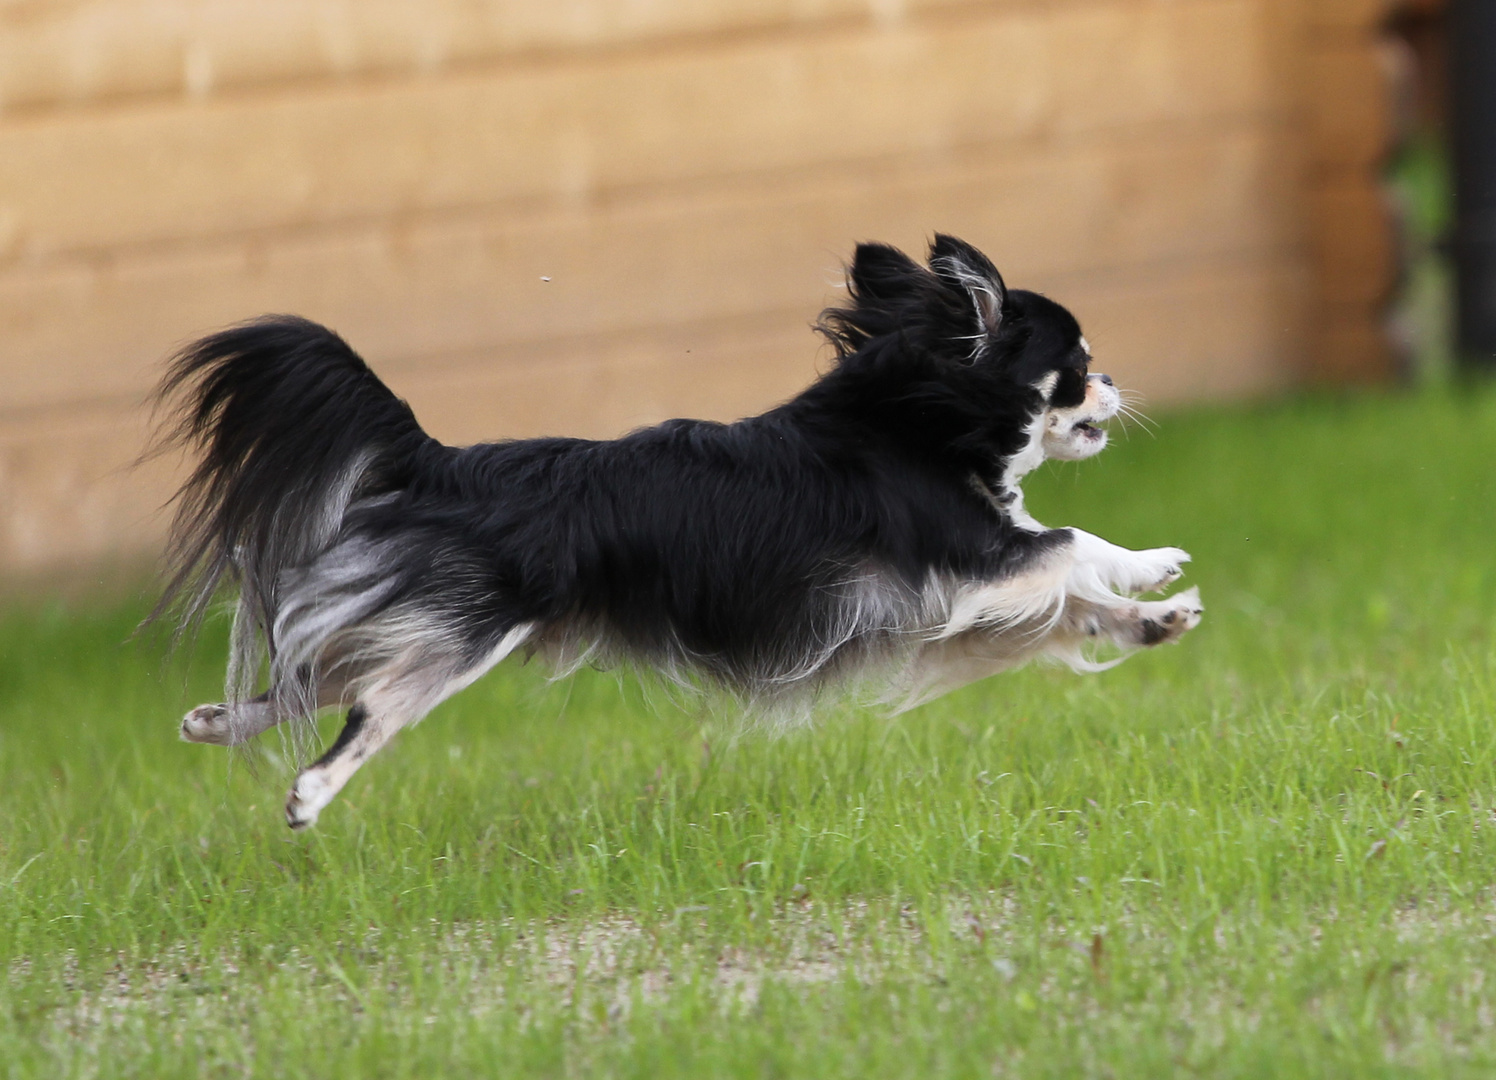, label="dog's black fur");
[155,235,1198,827]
